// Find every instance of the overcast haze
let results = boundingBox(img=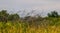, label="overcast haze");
[0,0,60,17]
